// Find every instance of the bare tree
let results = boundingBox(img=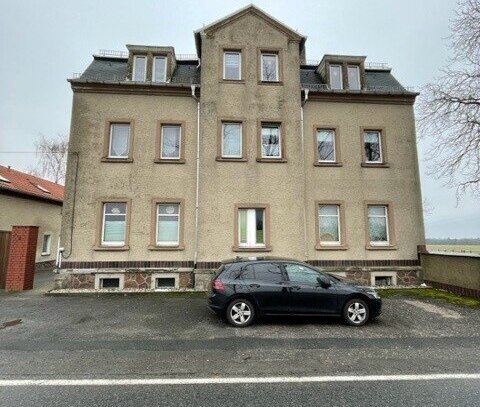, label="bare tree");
[30,134,68,184]
[417,0,480,198]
